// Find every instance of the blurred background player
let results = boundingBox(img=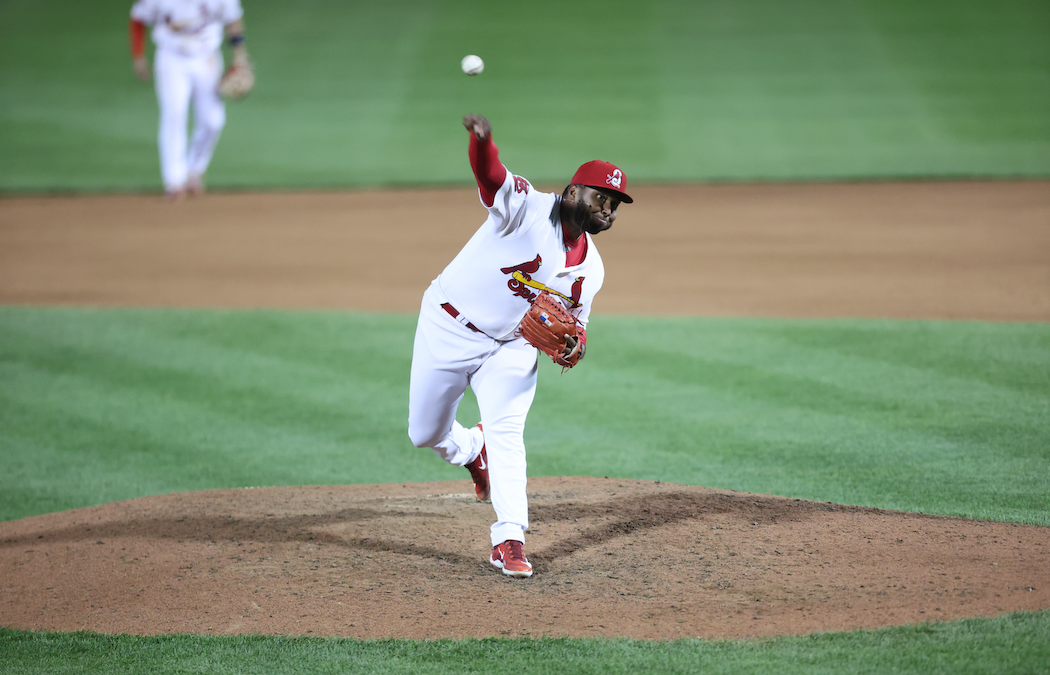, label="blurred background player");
[408,114,632,578]
[129,0,250,199]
